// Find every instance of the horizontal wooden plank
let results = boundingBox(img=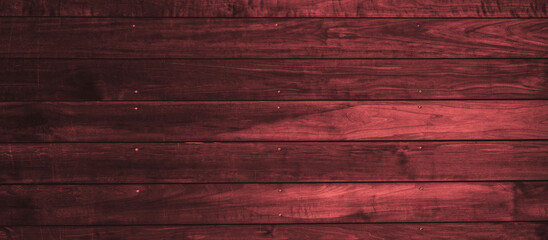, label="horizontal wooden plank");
[2,0,547,17]
[1,18,547,58]
[2,223,547,239]
[1,59,547,101]
[1,101,546,142]
[57,0,548,17]
[1,142,547,183]
[1,182,546,224]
